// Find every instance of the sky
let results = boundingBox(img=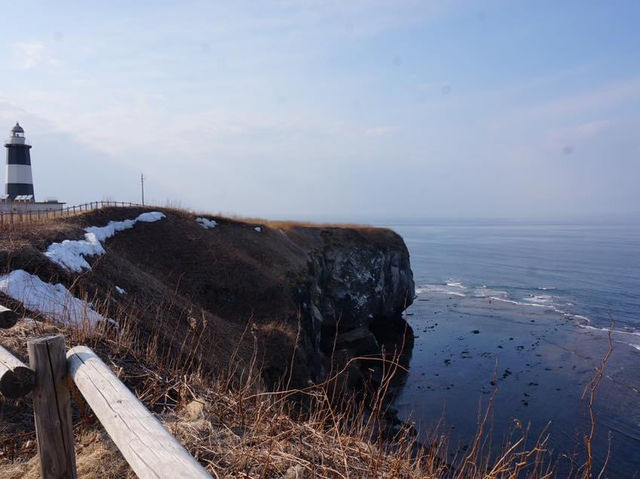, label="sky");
[1,1,639,222]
